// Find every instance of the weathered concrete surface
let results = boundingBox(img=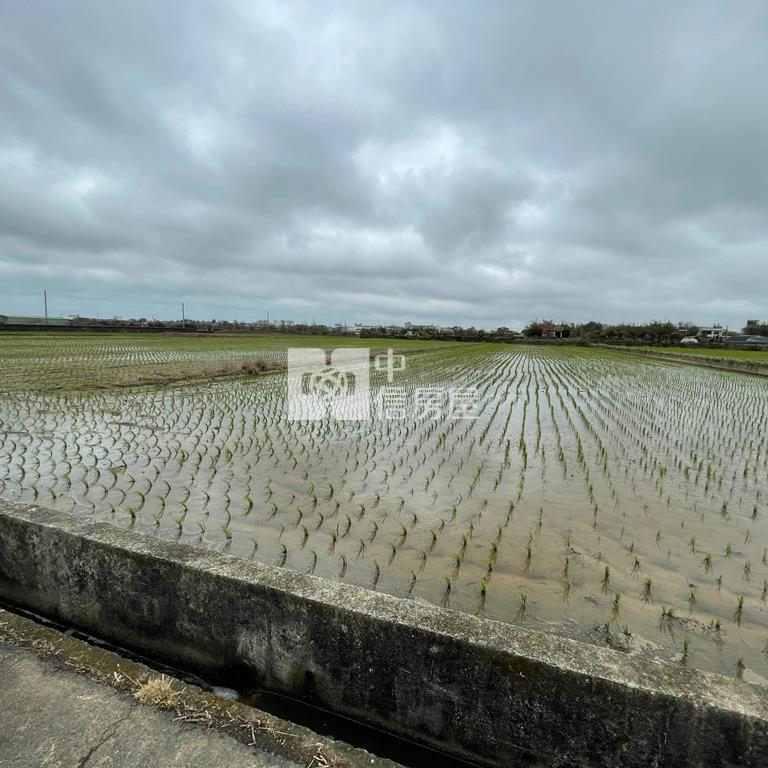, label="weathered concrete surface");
[0,606,402,768]
[1,500,767,768]
[0,642,296,768]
